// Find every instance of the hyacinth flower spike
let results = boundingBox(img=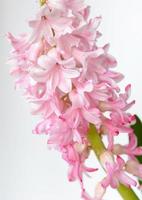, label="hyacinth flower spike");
[7,0,142,199]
